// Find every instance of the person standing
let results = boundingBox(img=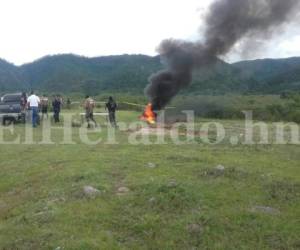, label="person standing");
[66,98,71,109]
[27,91,40,128]
[40,94,49,120]
[52,95,62,123]
[20,92,27,123]
[84,95,97,128]
[105,96,117,127]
